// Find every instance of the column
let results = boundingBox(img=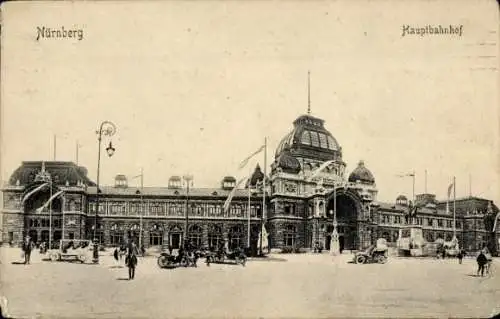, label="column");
[202,223,209,247]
